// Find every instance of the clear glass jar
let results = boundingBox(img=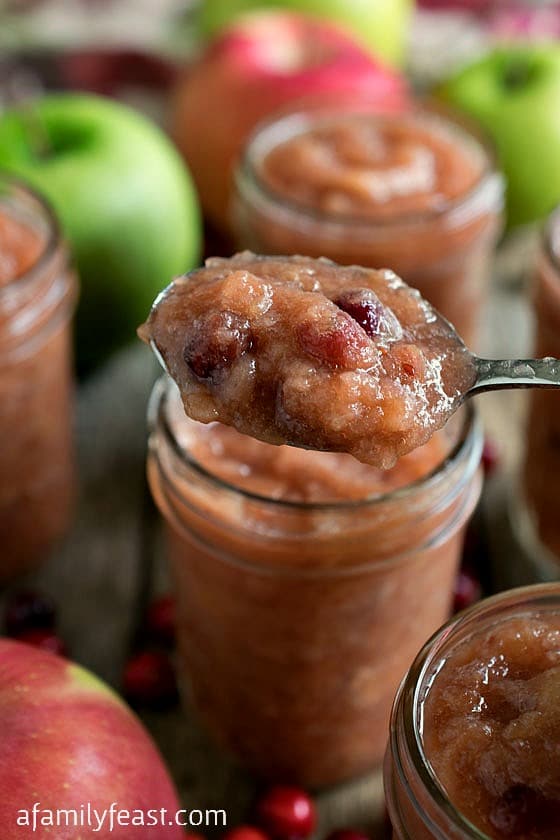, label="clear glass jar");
[147,376,483,787]
[384,582,560,840]
[232,106,503,349]
[516,208,560,576]
[0,174,78,582]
